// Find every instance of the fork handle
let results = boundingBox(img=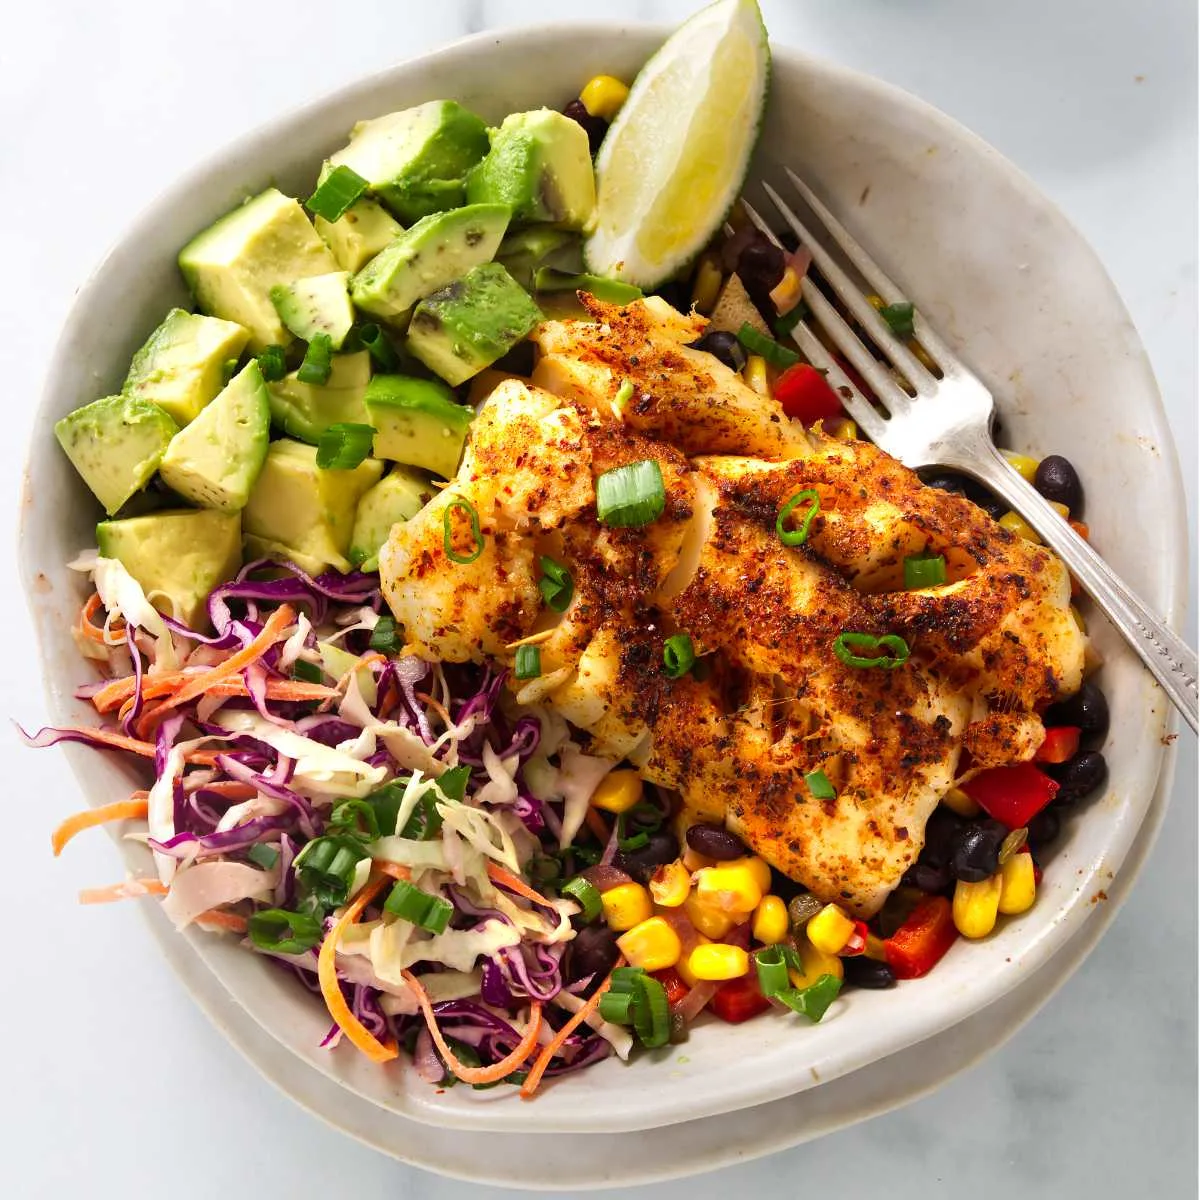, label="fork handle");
[956,442,1197,735]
